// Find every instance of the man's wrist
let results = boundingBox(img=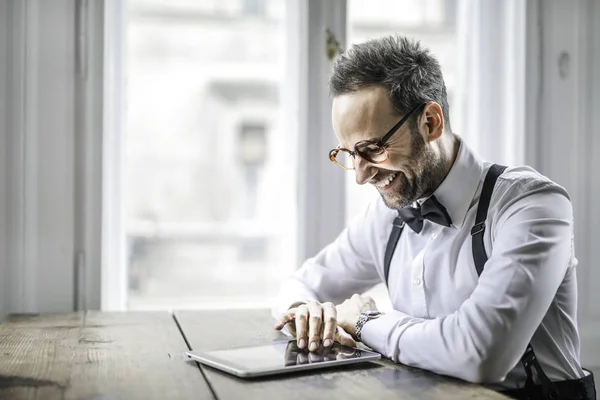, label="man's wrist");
[355,310,384,341]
